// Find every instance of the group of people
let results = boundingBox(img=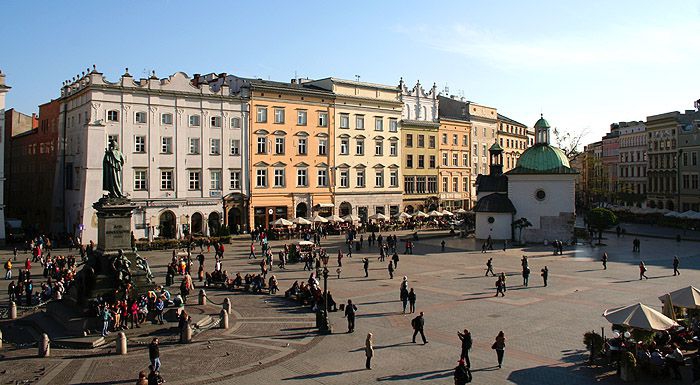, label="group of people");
[5,252,77,306]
